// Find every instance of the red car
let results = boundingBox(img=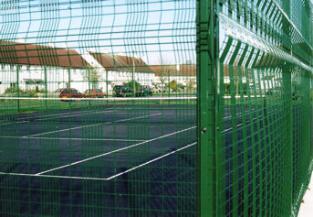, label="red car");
[84,89,106,98]
[59,88,83,101]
